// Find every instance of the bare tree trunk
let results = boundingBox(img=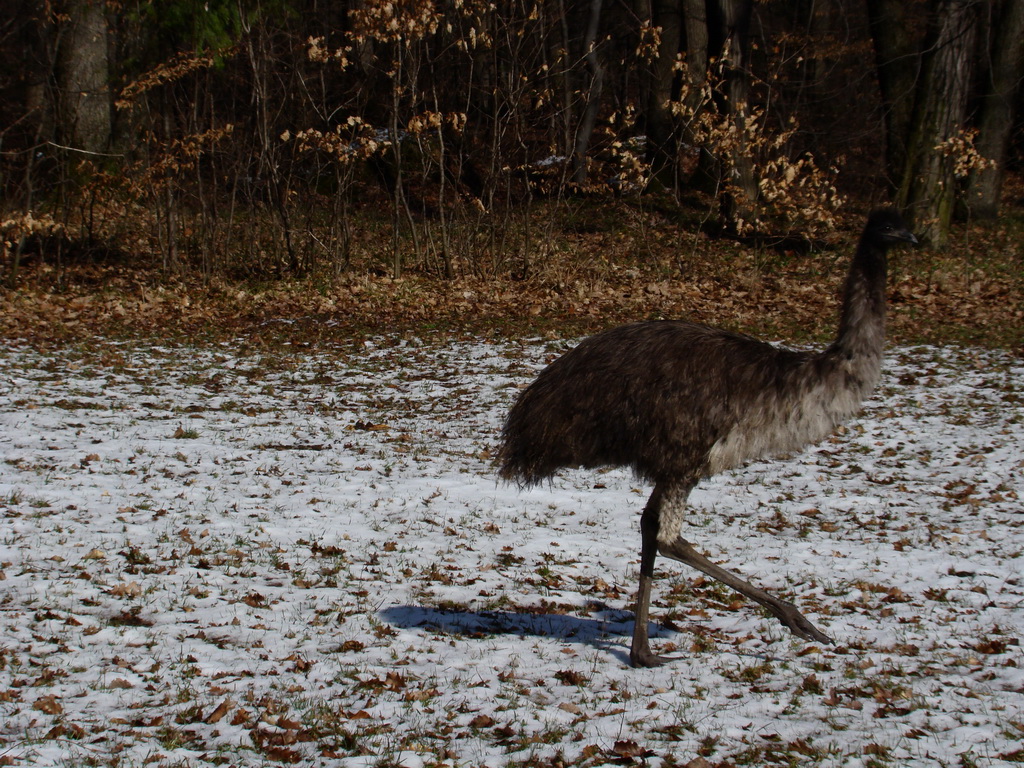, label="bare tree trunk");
[160,110,178,271]
[866,0,922,192]
[22,0,56,212]
[682,0,709,97]
[571,0,604,185]
[897,0,981,245]
[966,0,1024,218]
[55,0,110,154]
[555,0,575,160]
[640,0,683,190]
[681,0,716,191]
[242,15,298,275]
[717,0,756,227]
